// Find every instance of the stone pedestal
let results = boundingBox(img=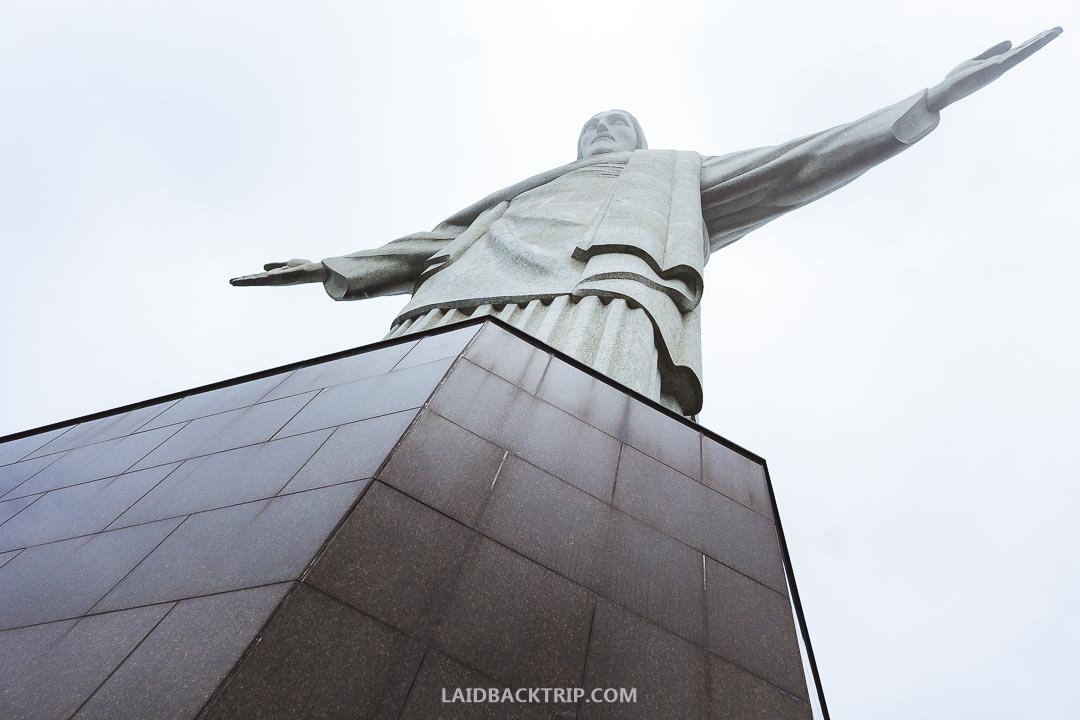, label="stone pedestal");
[0,319,816,719]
